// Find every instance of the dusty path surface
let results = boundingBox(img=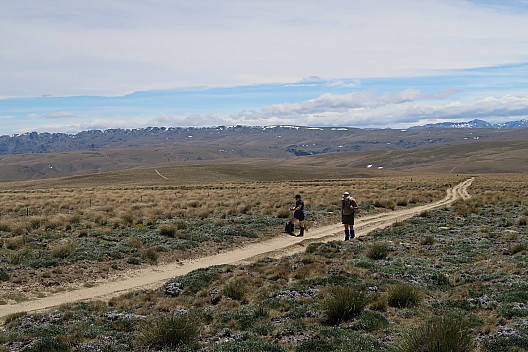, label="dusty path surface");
[0,178,473,320]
